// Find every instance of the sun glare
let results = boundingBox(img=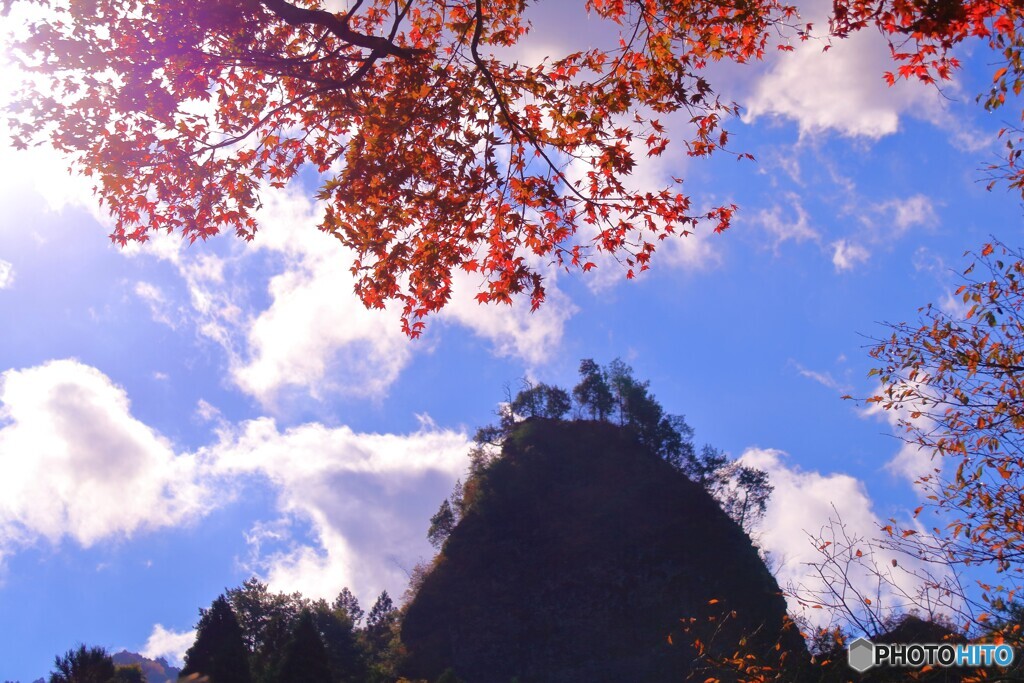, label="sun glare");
[0,58,17,110]
[0,17,21,111]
